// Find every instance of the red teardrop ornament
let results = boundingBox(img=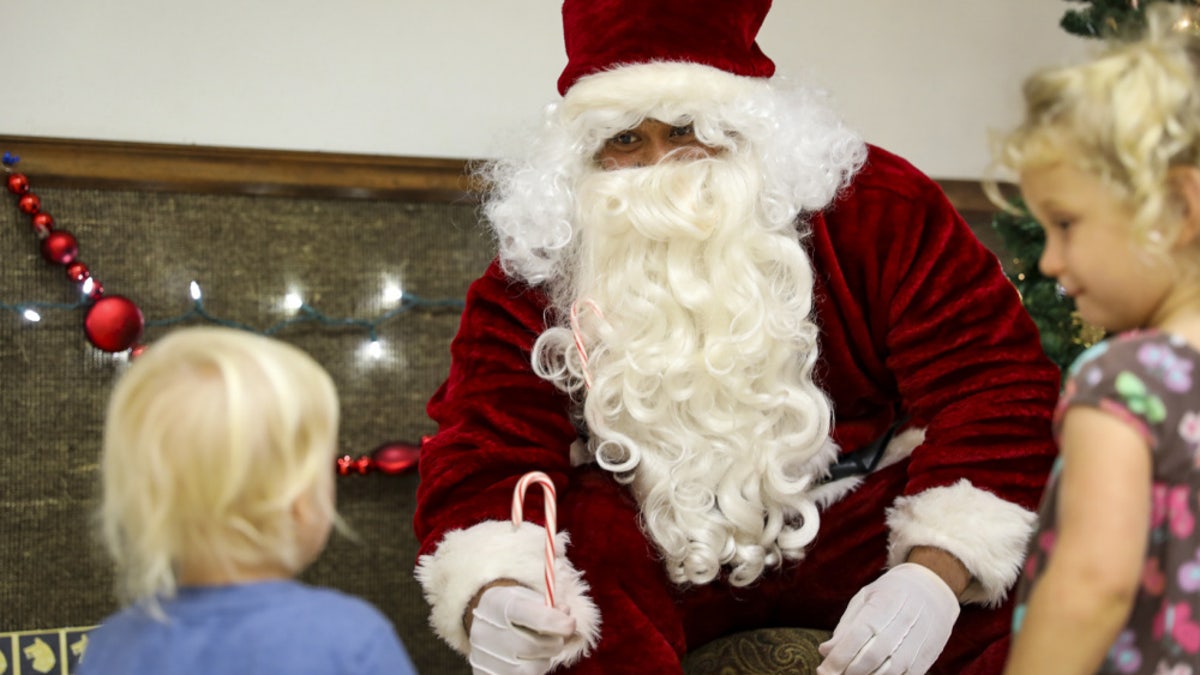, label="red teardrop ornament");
[370,441,421,474]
